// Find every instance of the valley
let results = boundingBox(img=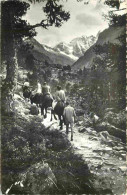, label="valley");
[1,5,126,194]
